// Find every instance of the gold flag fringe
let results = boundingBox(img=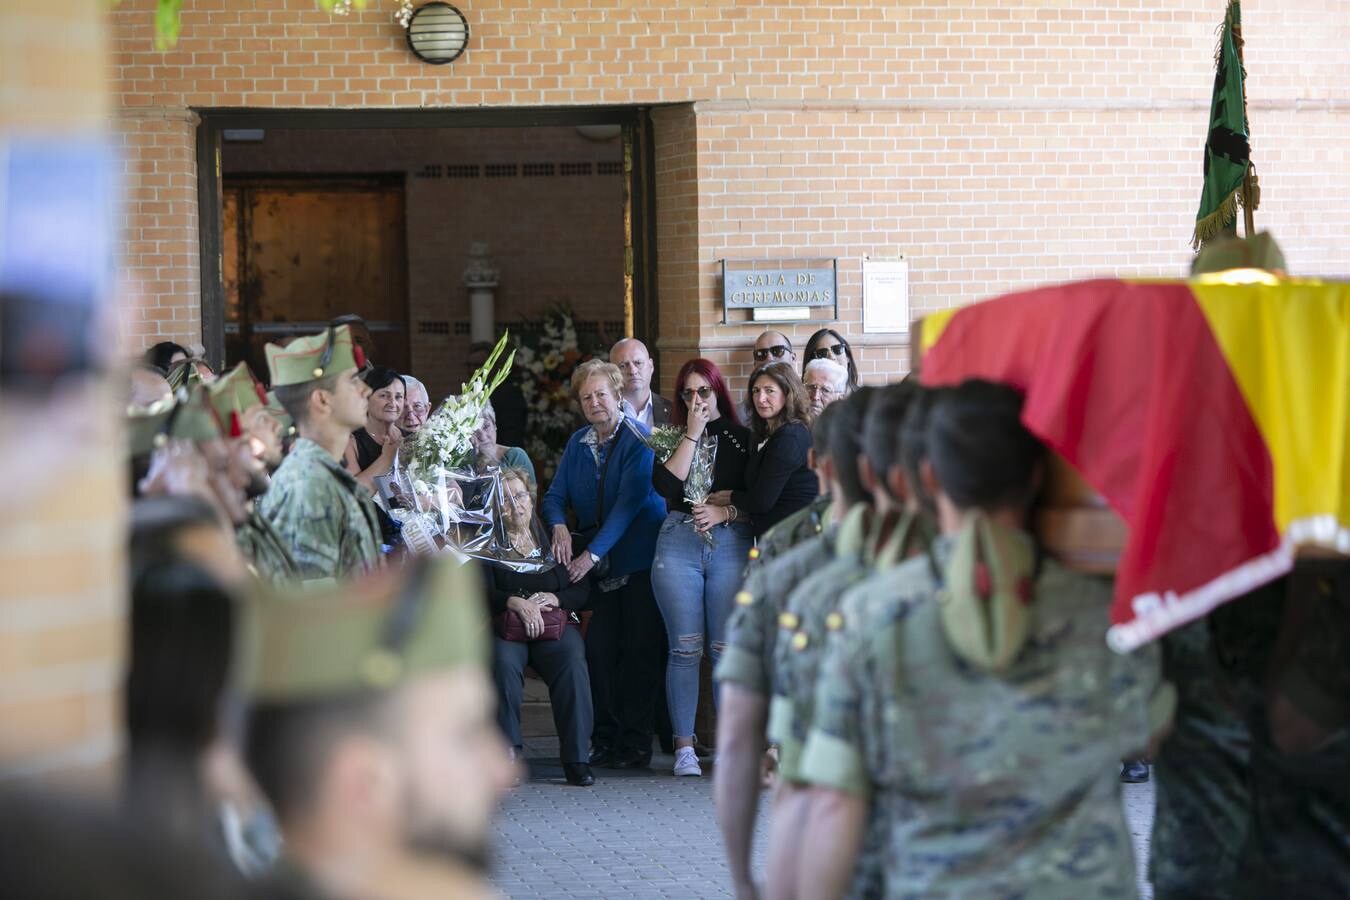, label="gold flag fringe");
[1192,189,1240,250]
